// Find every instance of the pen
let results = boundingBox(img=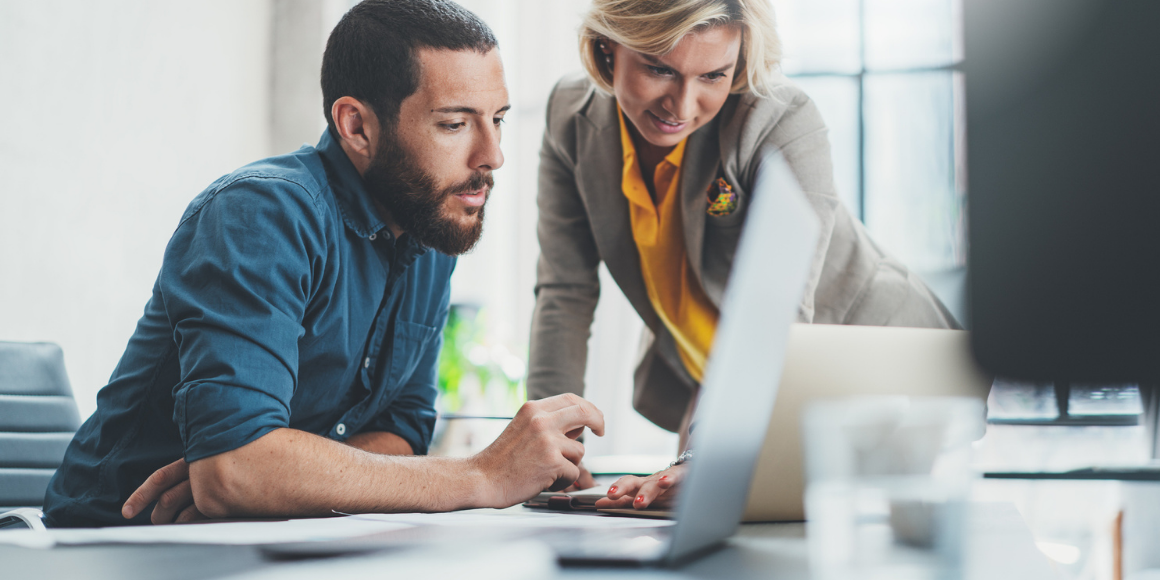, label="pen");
[437,414,514,420]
